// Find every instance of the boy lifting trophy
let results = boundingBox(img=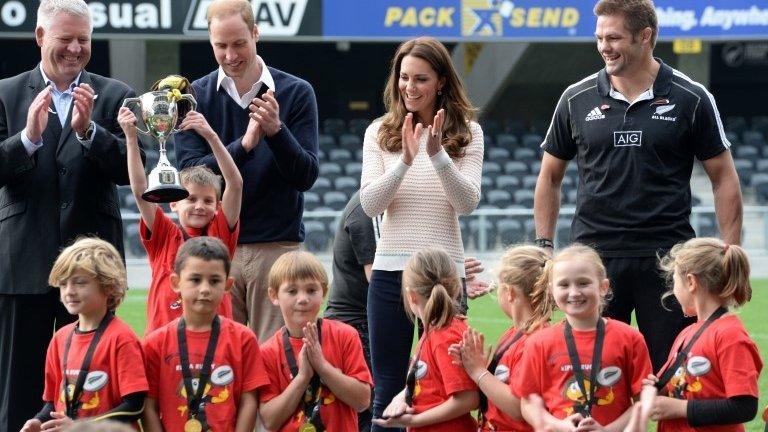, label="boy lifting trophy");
[122,75,196,202]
